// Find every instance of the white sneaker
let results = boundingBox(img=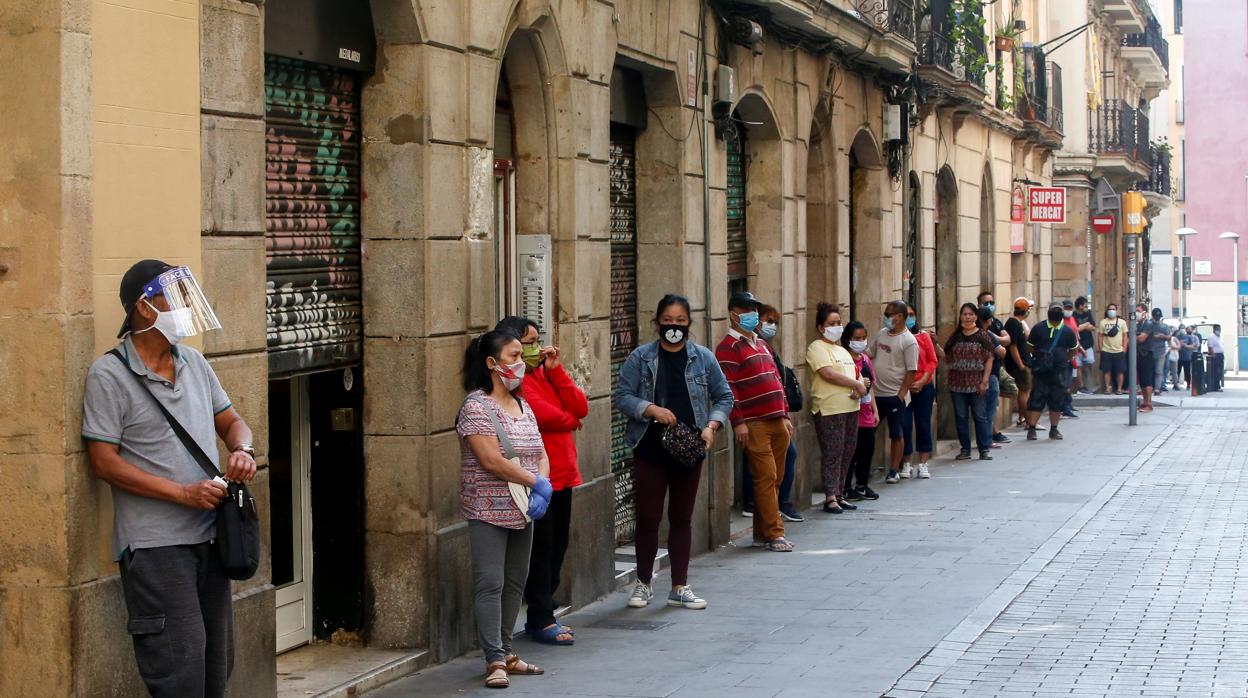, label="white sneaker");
[667,585,708,610]
[917,464,931,479]
[899,464,913,479]
[627,581,653,608]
